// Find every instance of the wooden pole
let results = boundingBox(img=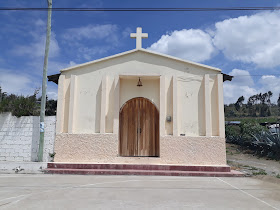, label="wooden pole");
[38,0,52,162]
